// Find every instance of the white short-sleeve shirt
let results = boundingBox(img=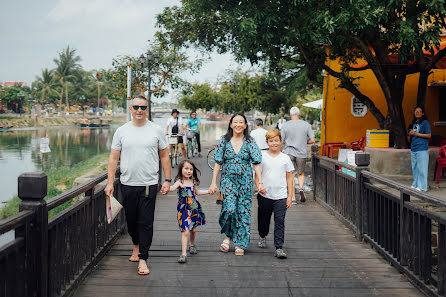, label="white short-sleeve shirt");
[260,151,295,199]
[166,116,184,135]
[111,121,168,186]
[250,128,268,150]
